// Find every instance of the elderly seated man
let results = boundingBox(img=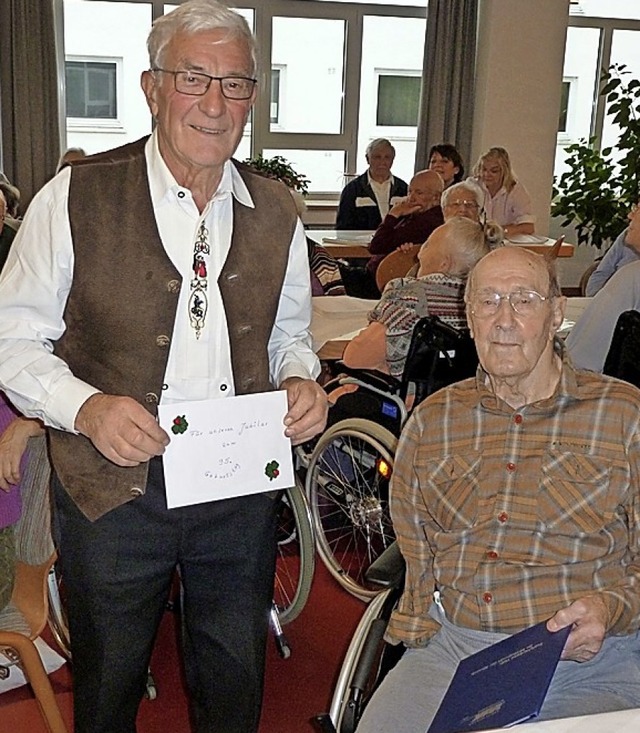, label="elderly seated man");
[565,258,640,372]
[336,138,408,230]
[342,217,491,377]
[366,169,445,280]
[356,245,640,733]
[584,199,640,296]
